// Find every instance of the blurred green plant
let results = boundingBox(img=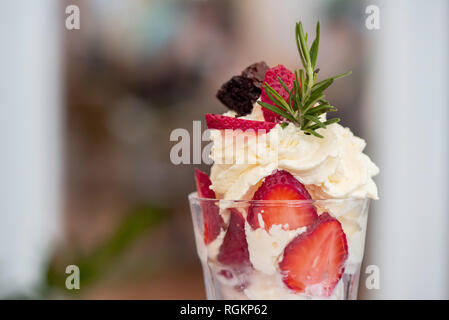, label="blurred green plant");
[46,204,170,295]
